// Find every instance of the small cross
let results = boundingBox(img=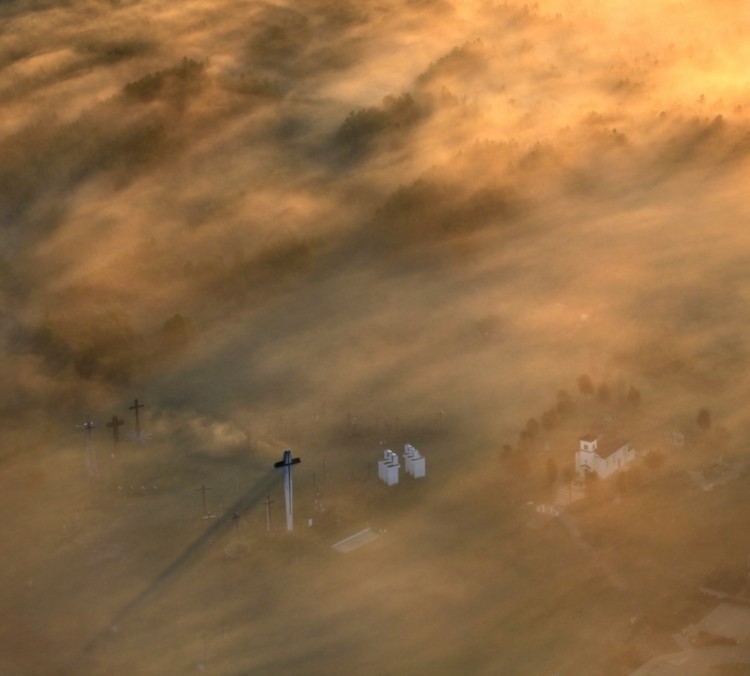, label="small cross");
[129,398,145,436]
[195,483,212,518]
[106,415,125,450]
